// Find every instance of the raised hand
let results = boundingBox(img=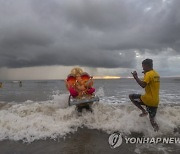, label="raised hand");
[131,71,138,78]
